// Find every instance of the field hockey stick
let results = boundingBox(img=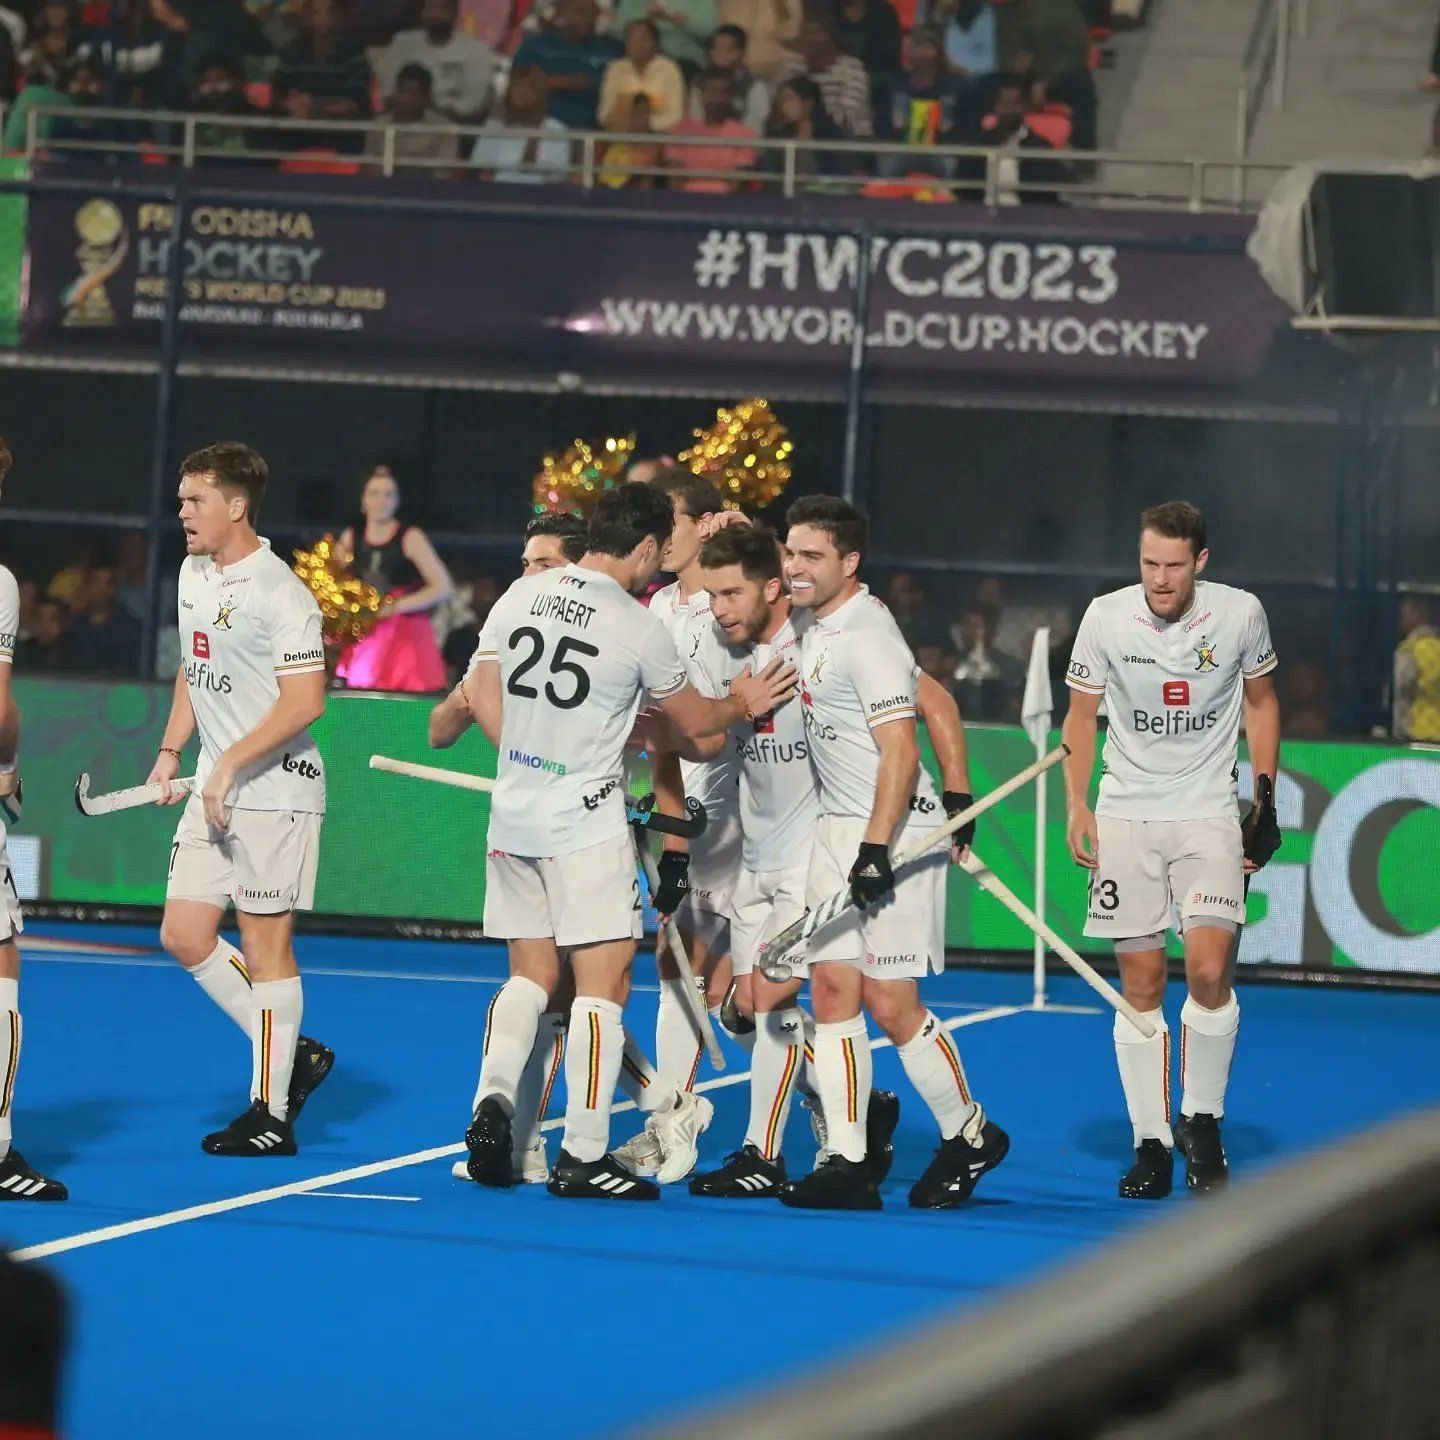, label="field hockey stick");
[369,755,496,793]
[633,831,726,1072]
[760,744,1069,982]
[75,773,196,816]
[958,851,1156,1038]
